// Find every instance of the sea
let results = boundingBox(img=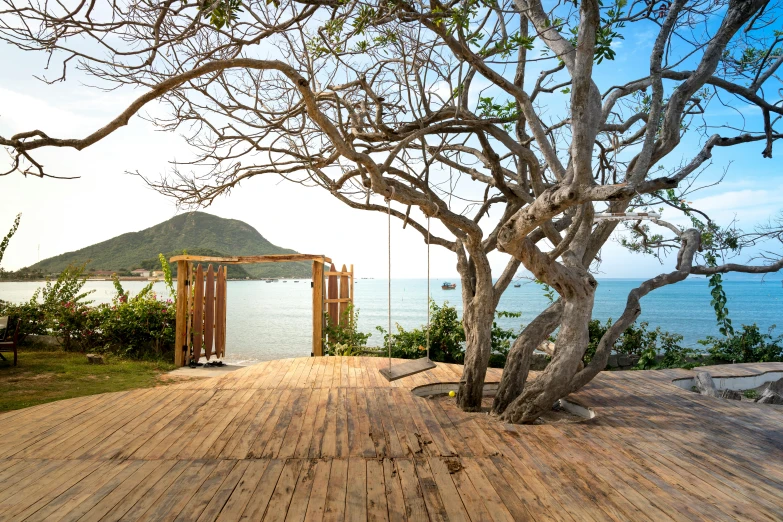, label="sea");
[1,278,781,364]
